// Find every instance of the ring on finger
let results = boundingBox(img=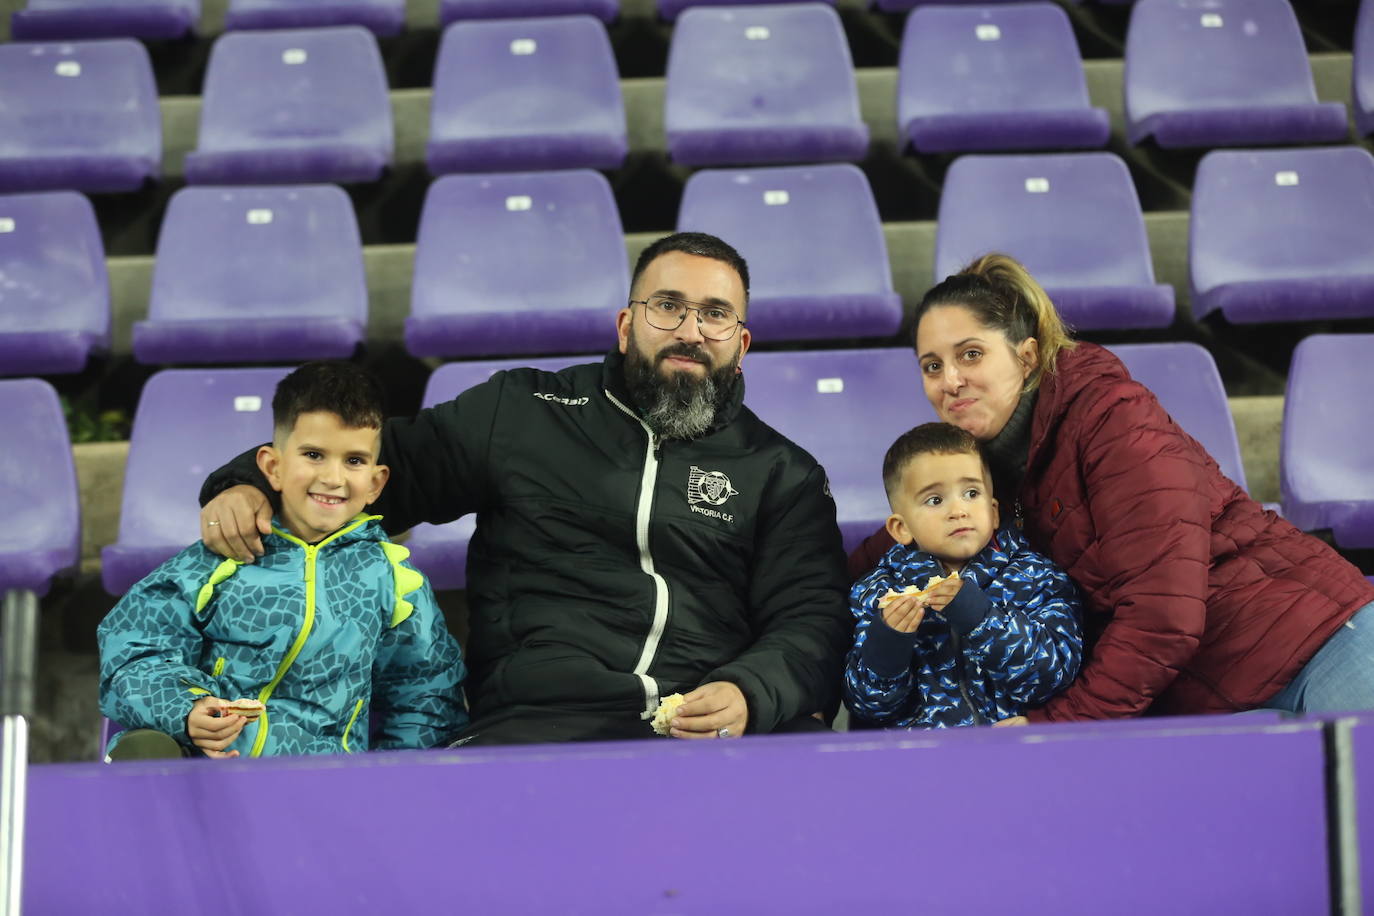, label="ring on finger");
[207,520,221,527]
[717,727,732,739]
